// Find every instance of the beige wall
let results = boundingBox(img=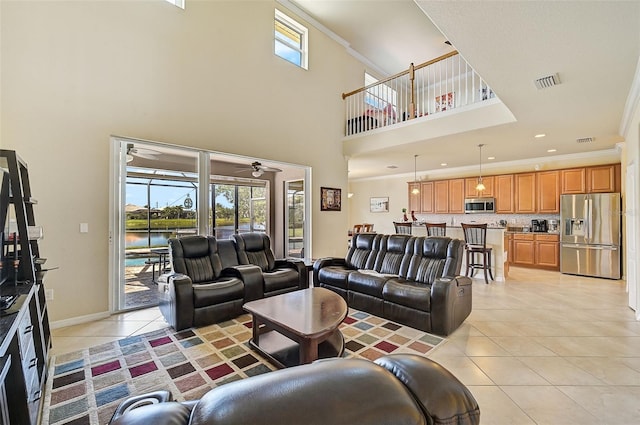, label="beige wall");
[1,1,363,322]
